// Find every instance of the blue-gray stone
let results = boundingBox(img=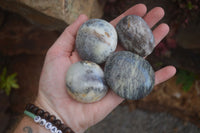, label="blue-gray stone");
[104,51,155,100]
[66,61,108,103]
[76,19,117,64]
[116,15,155,57]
